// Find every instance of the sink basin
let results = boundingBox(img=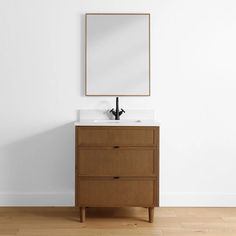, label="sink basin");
[93,119,142,124]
